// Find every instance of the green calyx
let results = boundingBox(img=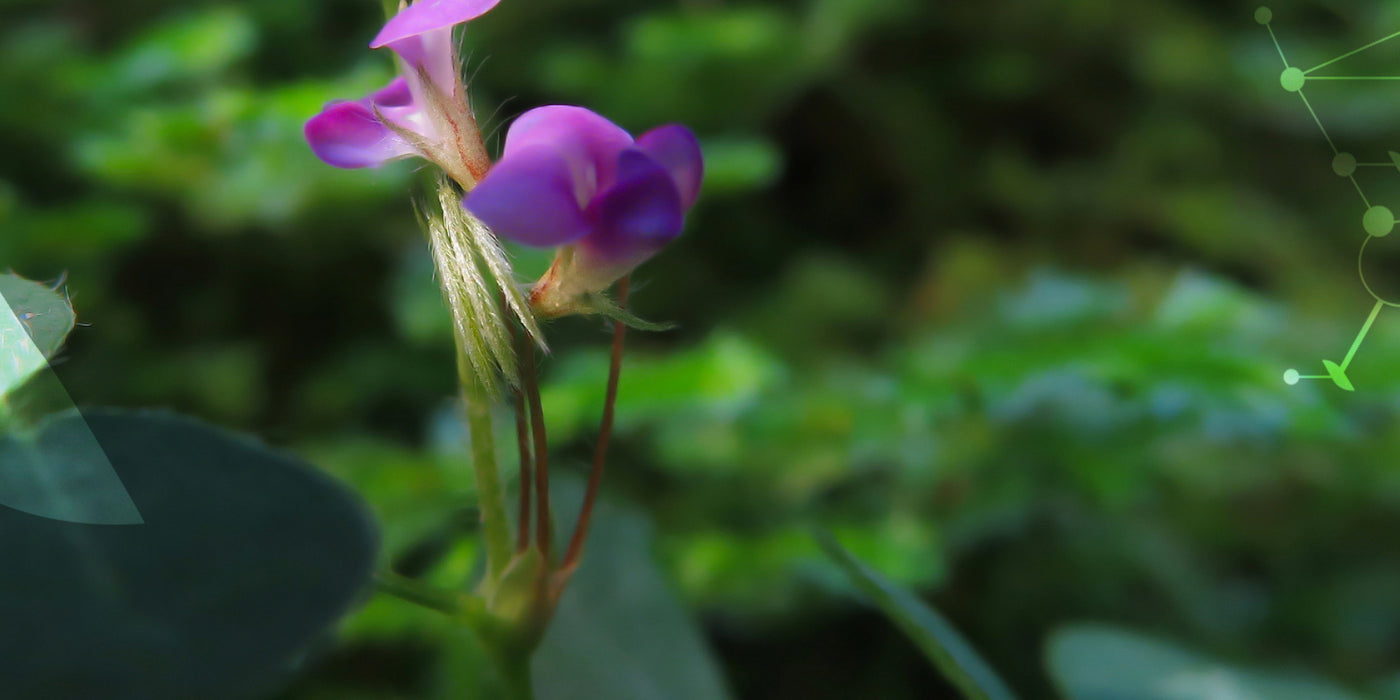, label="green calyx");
[577,292,676,332]
[475,547,555,653]
[528,249,673,330]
